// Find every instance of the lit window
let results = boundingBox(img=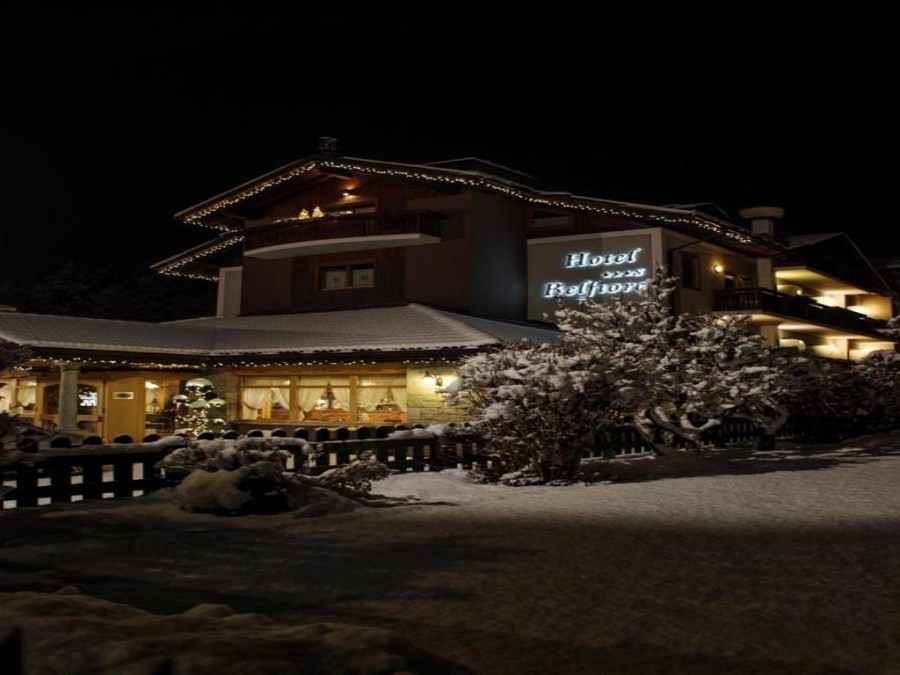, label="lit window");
[240,378,292,421]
